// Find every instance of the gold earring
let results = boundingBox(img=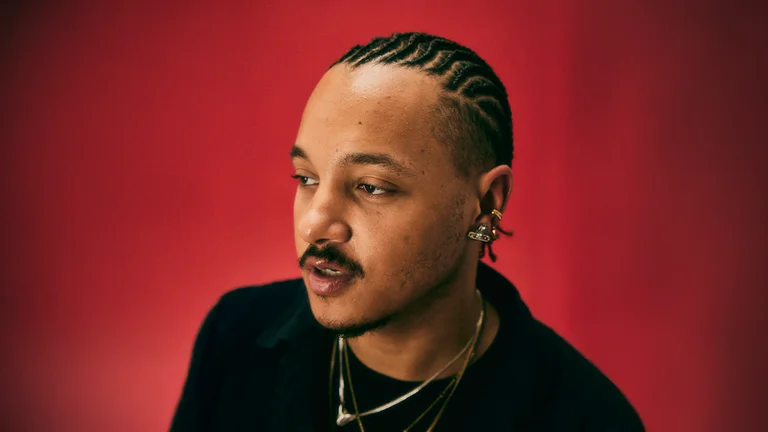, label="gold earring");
[467,223,492,243]
[491,209,503,220]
